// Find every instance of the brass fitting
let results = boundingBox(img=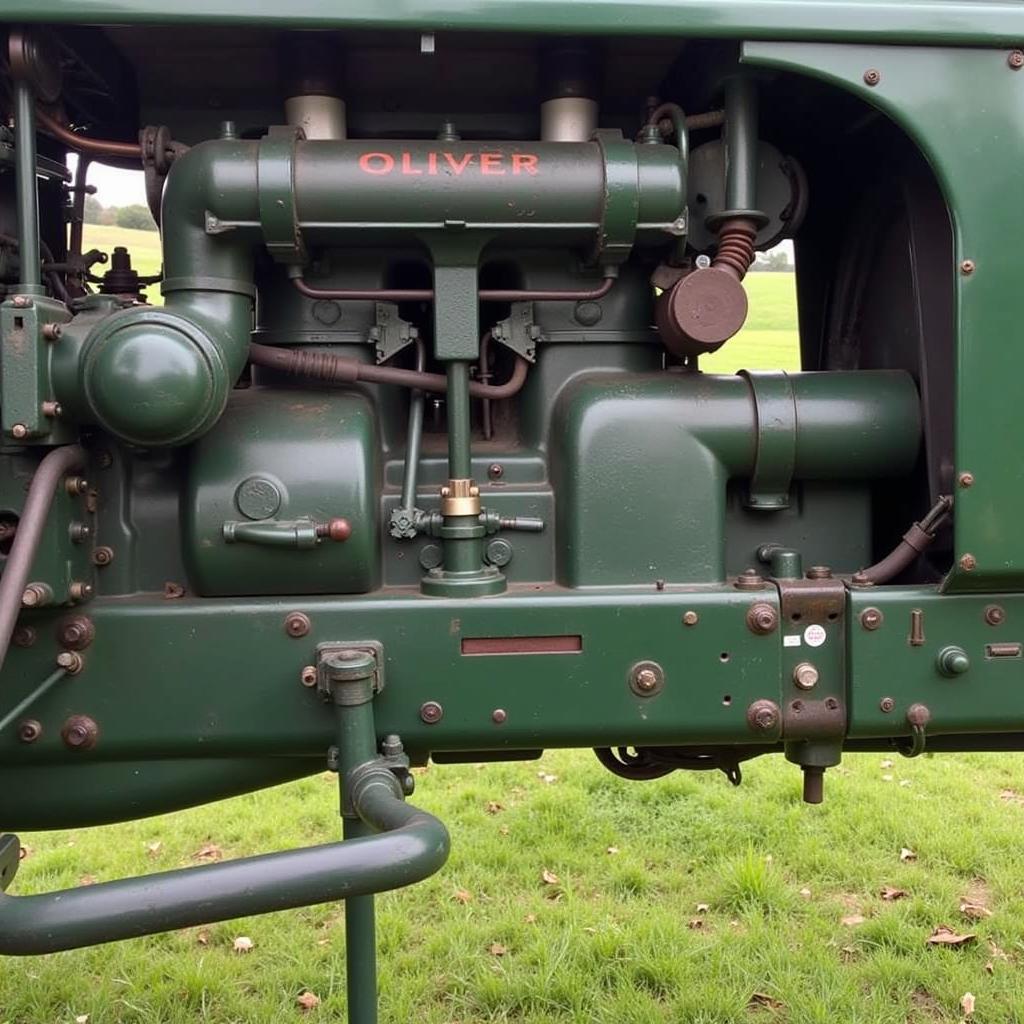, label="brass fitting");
[440,478,481,517]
